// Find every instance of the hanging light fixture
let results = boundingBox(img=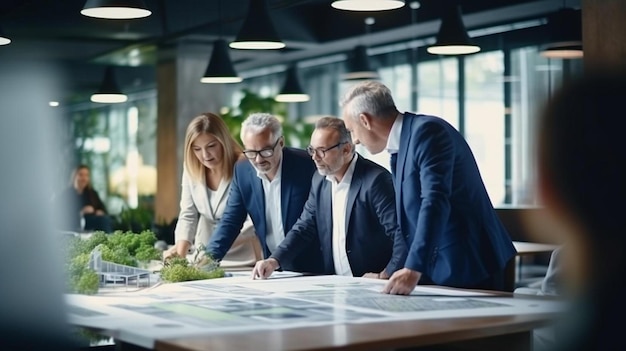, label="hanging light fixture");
[201,1,241,83]
[540,8,583,59]
[427,4,480,55]
[201,39,242,83]
[275,65,309,103]
[230,0,285,50]
[331,0,405,11]
[0,23,11,46]
[343,45,380,81]
[81,0,151,20]
[343,17,379,81]
[91,66,128,103]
